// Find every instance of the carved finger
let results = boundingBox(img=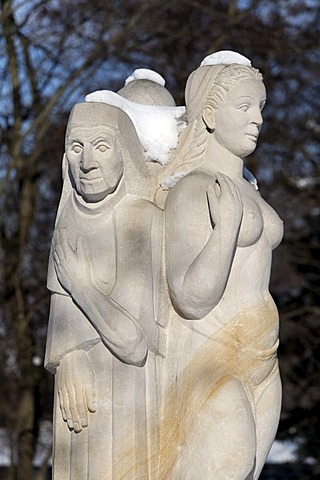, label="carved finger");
[216,173,234,197]
[217,174,243,216]
[53,249,61,266]
[206,186,218,226]
[206,184,215,201]
[59,228,74,256]
[234,184,243,209]
[68,385,82,433]
[57,388,67,422]
[85,375,97,414]
[227,178,241,203]
[60,227,70,246]
[54,230,64,251]
[212,176,221,197]
[60,388,74,430]
[75,235,85,256]
[224,178,243,211]
[54,234,68,264]
[75,386,88,428]
[63,401,74,430]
